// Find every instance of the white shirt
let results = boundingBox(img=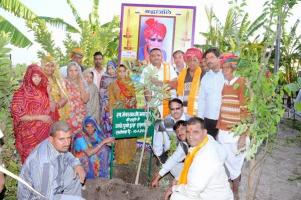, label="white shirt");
[159,142,187,177]
[60,65,68,78]
[171,136,233,200]
[140,63,177,116]
[92,67,104,90]
[197,70,225,120]
[153,130,170,157]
